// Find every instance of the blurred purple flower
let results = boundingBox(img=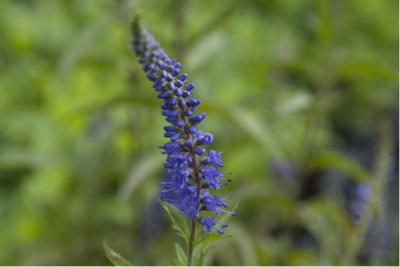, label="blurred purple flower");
[351,183,372,222]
